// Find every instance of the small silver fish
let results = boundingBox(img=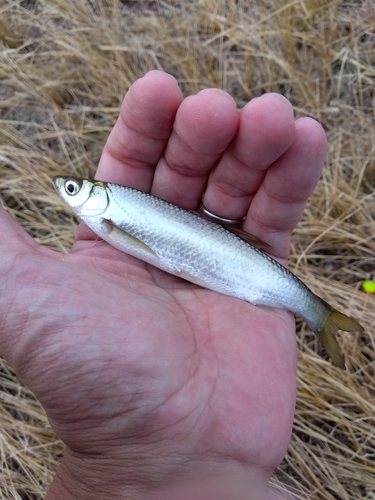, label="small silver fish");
[53,176,364,369]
